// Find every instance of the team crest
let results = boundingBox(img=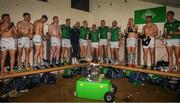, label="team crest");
[141,9,156,20]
